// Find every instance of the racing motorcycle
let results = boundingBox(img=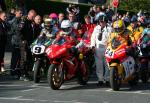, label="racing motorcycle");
[105,37,138,91]
[137,40,150,83]
[31,35,52,83]
[45,37,89,90]
[77,38,95,75]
